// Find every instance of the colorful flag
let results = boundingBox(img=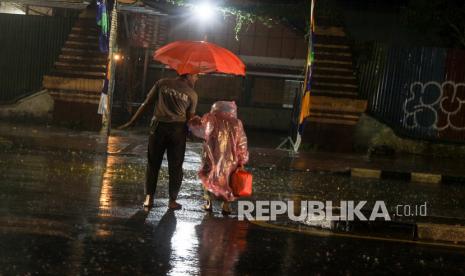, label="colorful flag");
[298,0,316,132]
[97,0,109,53]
